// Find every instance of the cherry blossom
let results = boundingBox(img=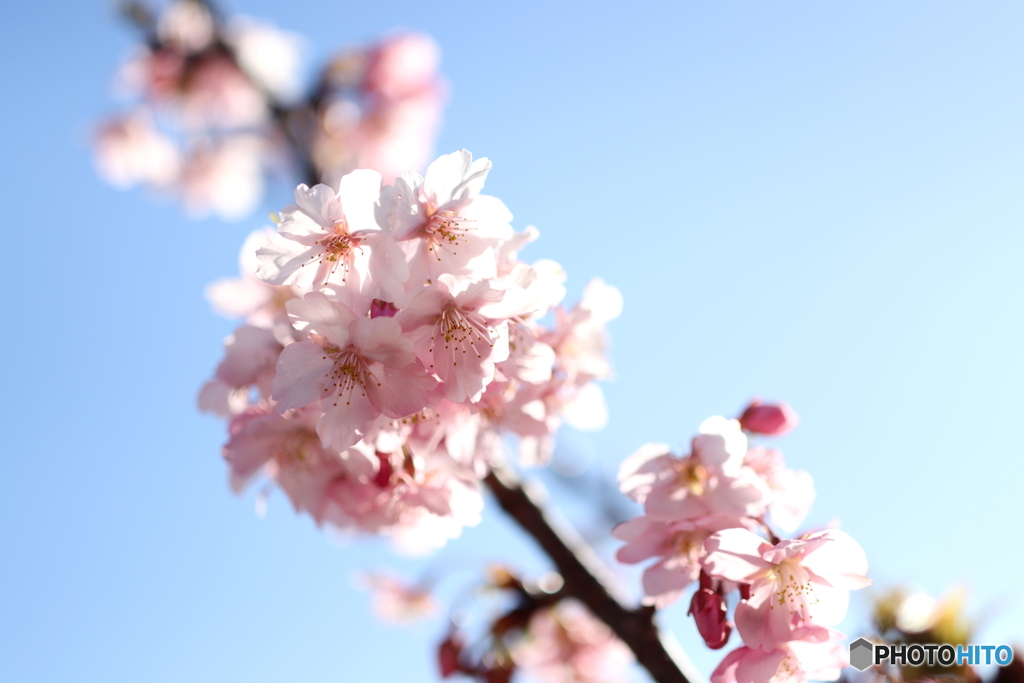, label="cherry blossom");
[383,149,513,284]
[711,639,848,683]
[511,601,632,683]
[703,528,871,652]
[358,573,439,624]
[255,170,408,305]
[272,291,439,450]
[396,274,511,403]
